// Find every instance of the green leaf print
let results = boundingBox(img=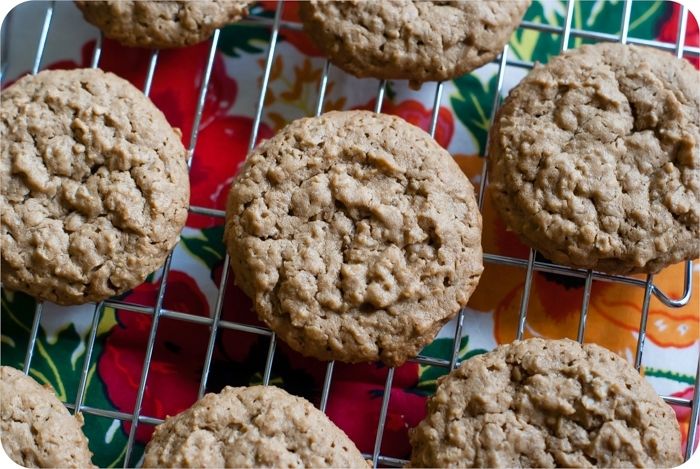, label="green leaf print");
[572,0,667,48]
[450,73,500,155]
[1,290,34,371]
[1,290,132,467]
[511,1,669,63]
[385,81,397,101]
[415,336,487,395]
[218,24,271,58]
[644,367,696,385]
[512,0,564,64]
[628,1,667,40]
[80,310,139,468]
[81,411,146,468]
[180,225,227,271]
[1,290,80,401]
